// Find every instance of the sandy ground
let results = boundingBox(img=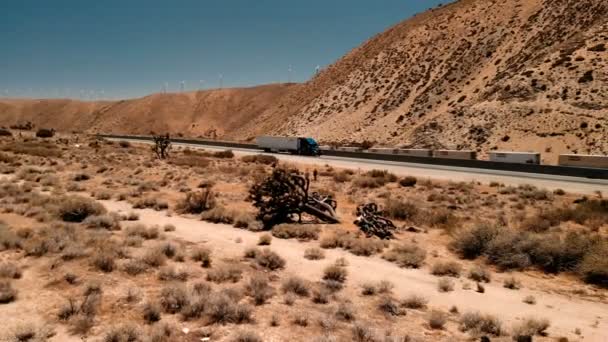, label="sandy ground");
[102,200,608,342]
